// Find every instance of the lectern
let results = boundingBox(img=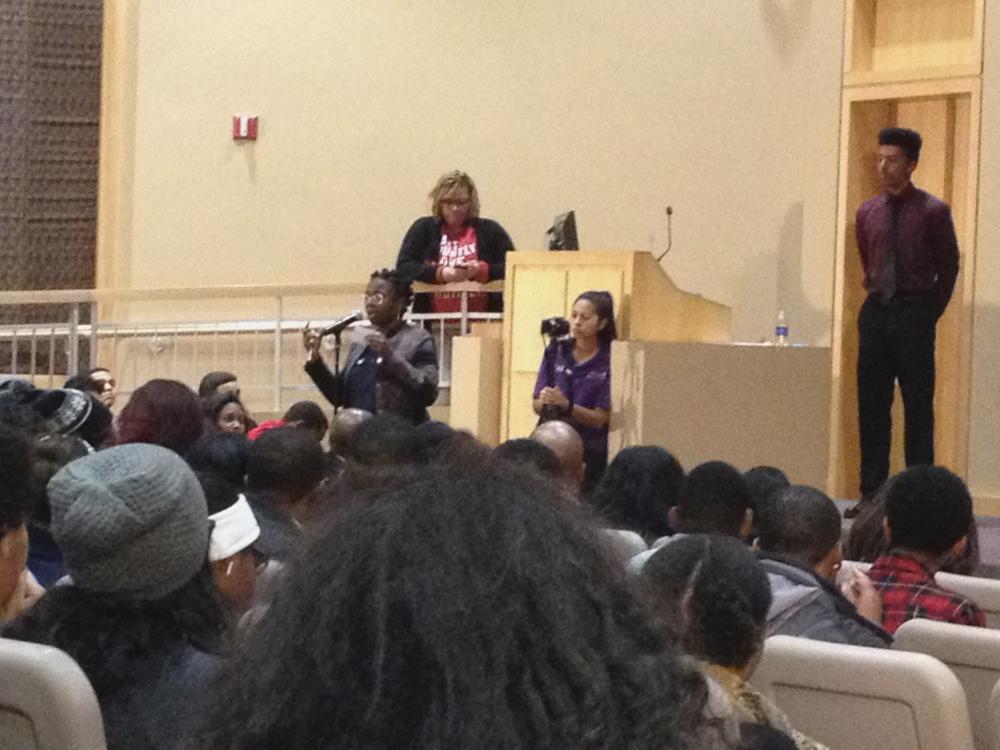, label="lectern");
[500,251,731,441]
